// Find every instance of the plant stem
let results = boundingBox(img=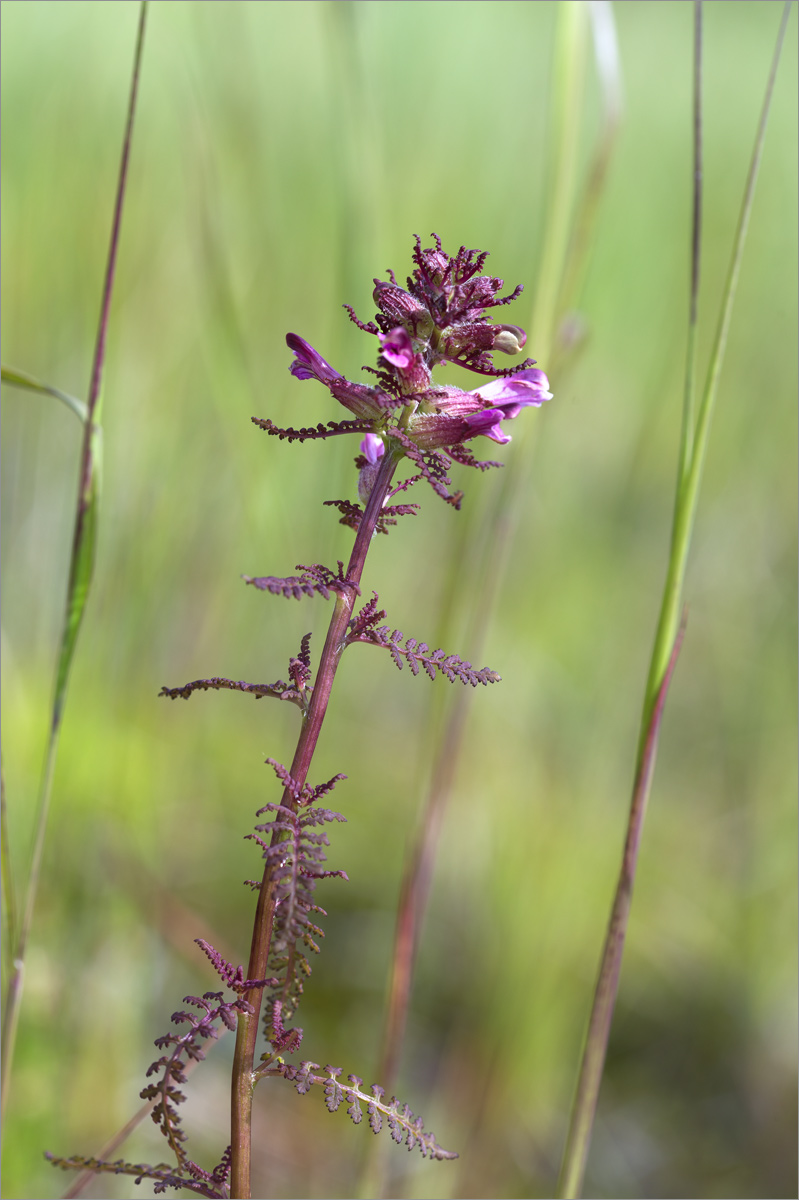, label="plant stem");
[229,446,401,1199]
[557,4,791,1193]
[644,0,790,722]
[556,623,685,1200]
[0,0,148,1121]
